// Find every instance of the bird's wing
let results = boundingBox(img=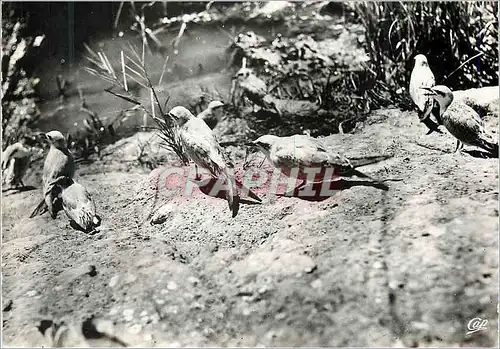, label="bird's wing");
[180,120,227,175]
[409,66,435,112]
[61,183,95,226]
[272,135,330,168]
[42,148,75,190]
[444,102,487,144]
